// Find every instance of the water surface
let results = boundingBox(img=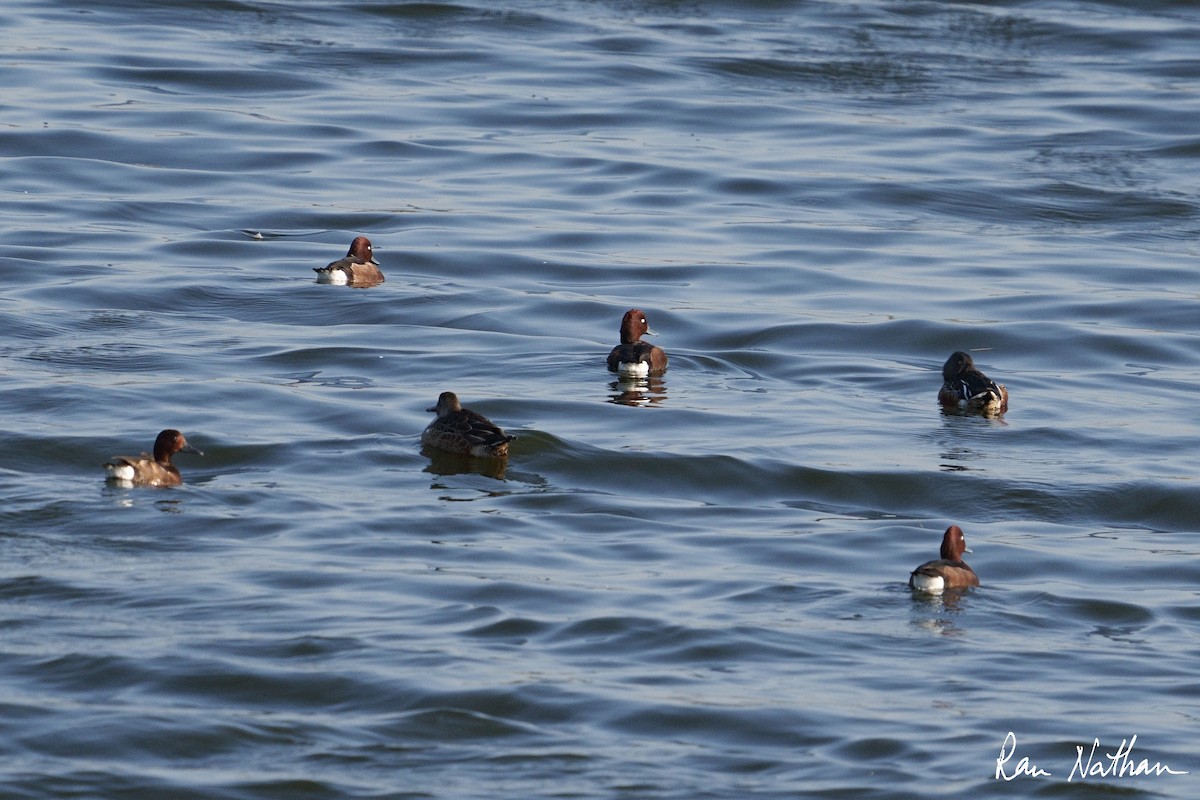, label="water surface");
[1,0,1198,797]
